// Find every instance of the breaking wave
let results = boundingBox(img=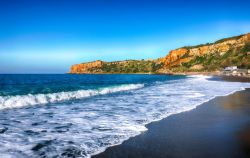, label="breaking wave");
[0,84,144,109]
